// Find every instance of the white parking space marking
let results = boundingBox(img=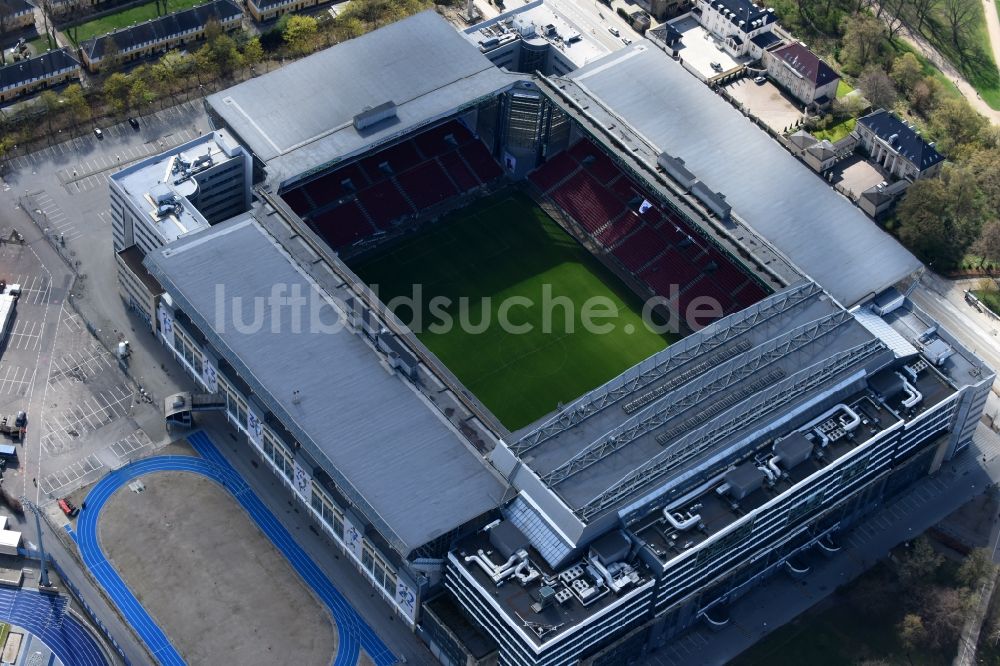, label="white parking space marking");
[110,430,152,460]
[0,365,33,395]
[60,310,84,333]
[47,345,115,388]
[39,454,105,496]
[8,319,41,351]
[39,384,134,455]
